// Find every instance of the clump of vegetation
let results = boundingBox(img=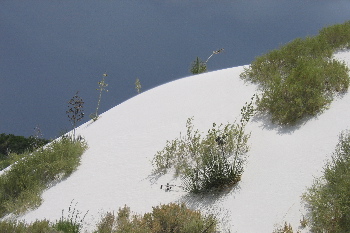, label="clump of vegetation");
[240,21,350,125]
[153,98,254,193]
[302,130,350,232]
[53,200,88,233]
[0,203,216,233]
[0,135,87,217]
[95,203,217,233]
[0,201,87,233]
[190,57,207,74]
